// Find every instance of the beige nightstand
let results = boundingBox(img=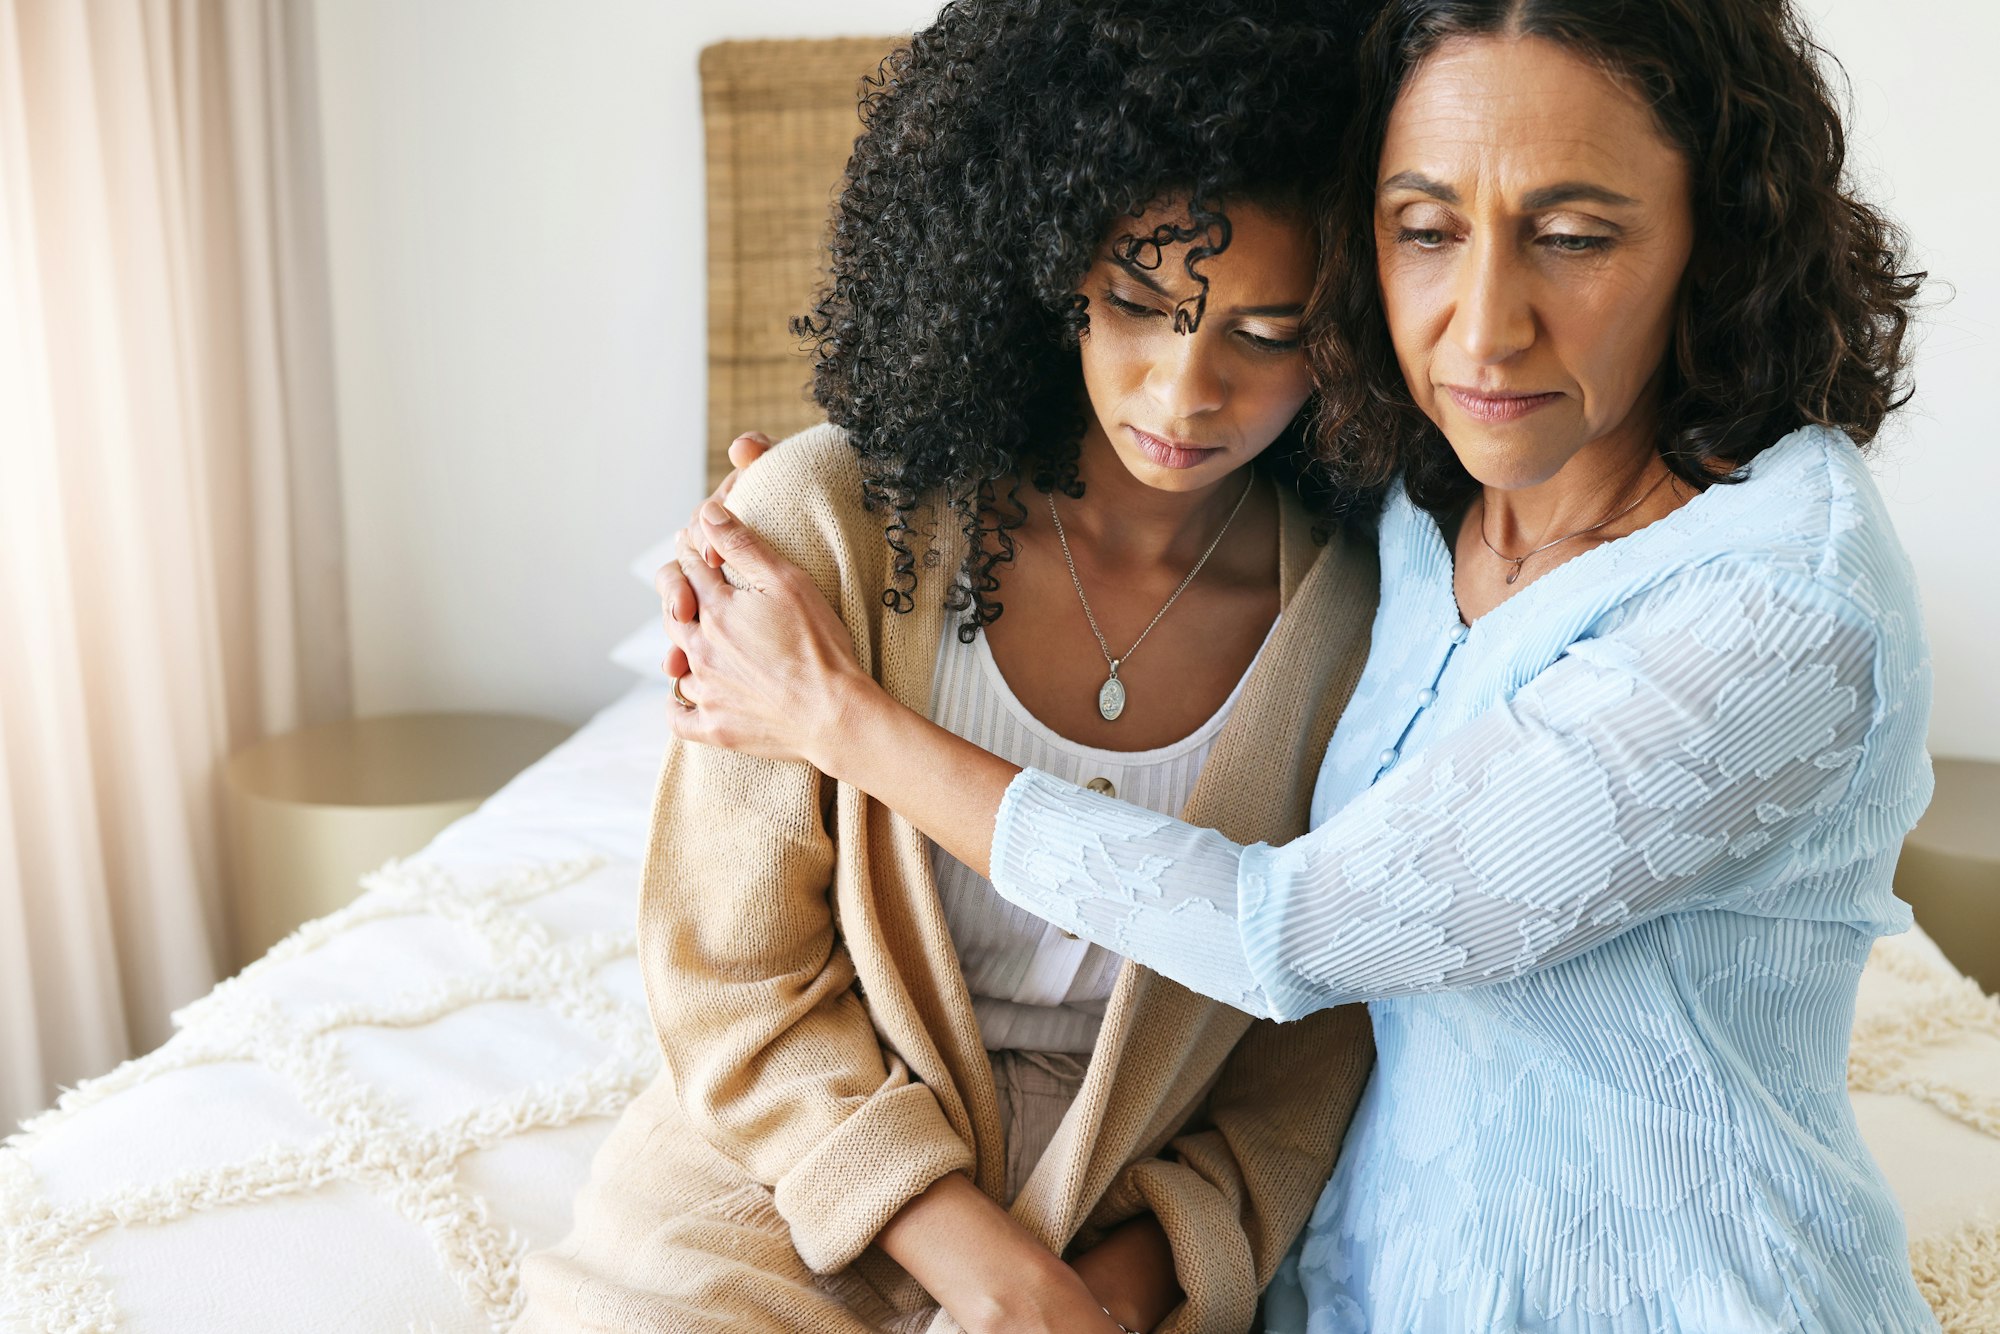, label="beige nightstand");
[1896,757,2000,994]
[223,712,572,968]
